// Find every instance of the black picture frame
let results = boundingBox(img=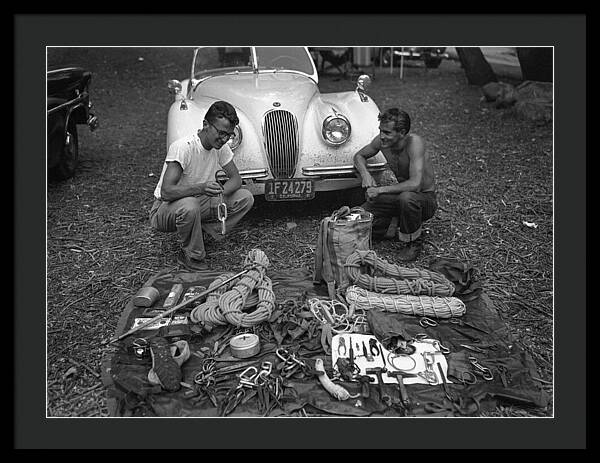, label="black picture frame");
[15,13,586,449]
